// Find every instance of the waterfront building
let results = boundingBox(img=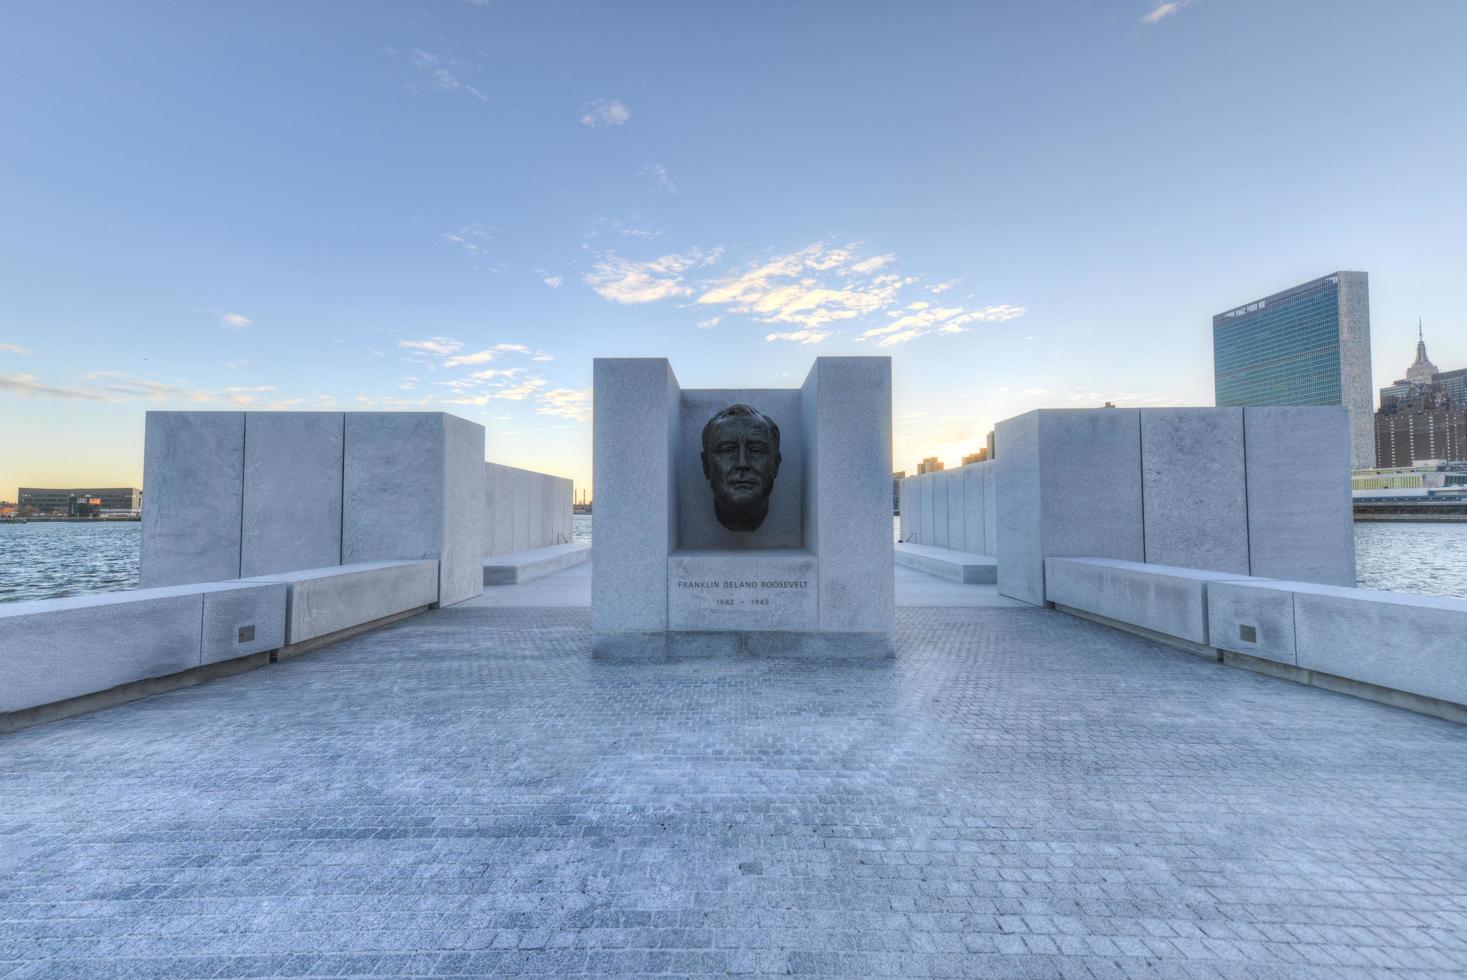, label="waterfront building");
[961,450,988,465]
[1374,325,1467,467]
[917,456,944,474]
[1213,271,1375,469]
[17,487,141,516]
[986,430,995,460]
[892,470,905,513]
[1352,461,1467,491]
